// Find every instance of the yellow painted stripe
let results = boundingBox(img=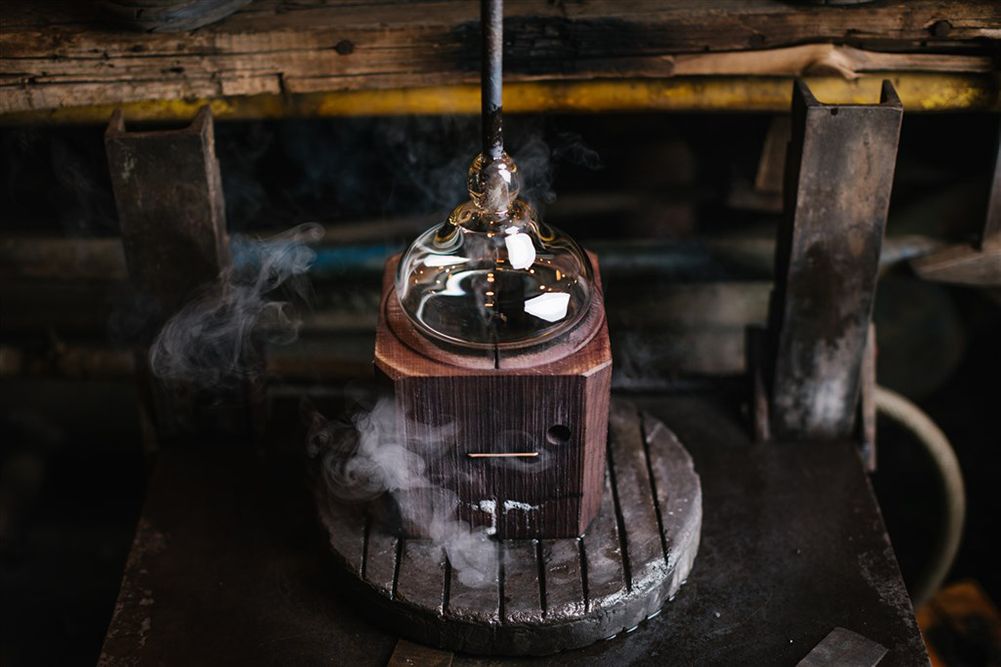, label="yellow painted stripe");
[2,74,997,124]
